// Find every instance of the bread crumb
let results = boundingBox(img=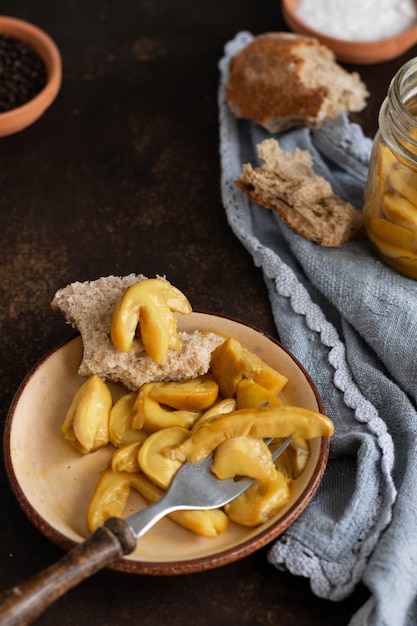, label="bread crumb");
[236,138,365,247]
